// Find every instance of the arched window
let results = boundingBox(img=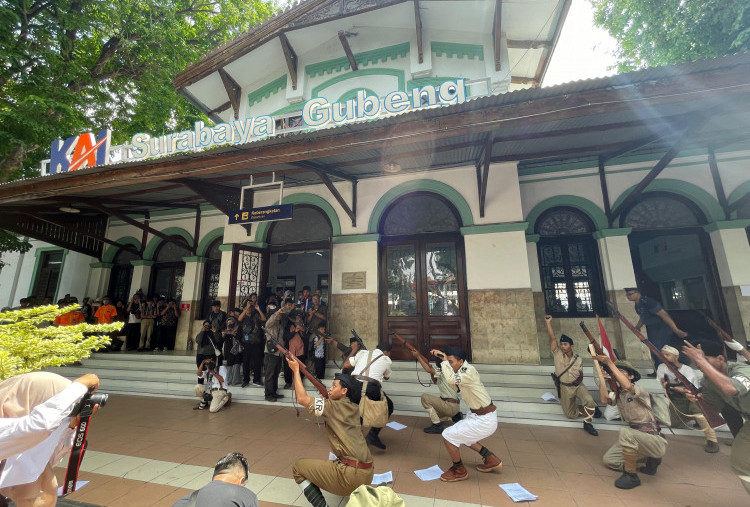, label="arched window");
[622,193,704,229]
[200,238,223,319]
[108,248,138,304]
[381,193,460,236]
[267,205,332,246]
[536,208,605,317]
[149,237,187,301]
